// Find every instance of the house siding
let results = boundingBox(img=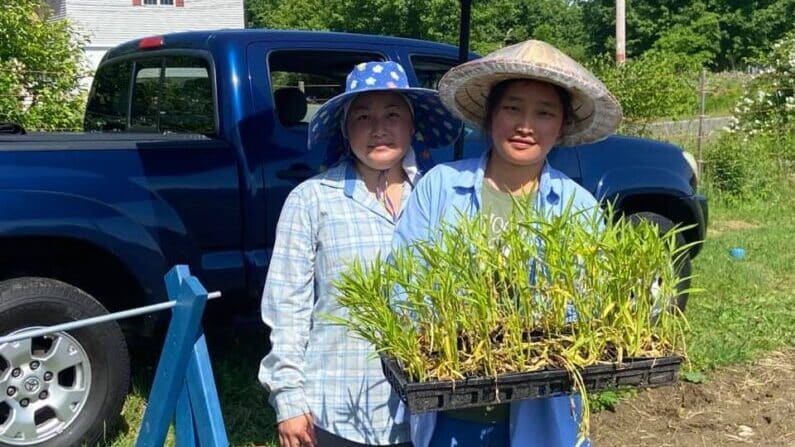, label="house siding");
[65,0,244,49]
